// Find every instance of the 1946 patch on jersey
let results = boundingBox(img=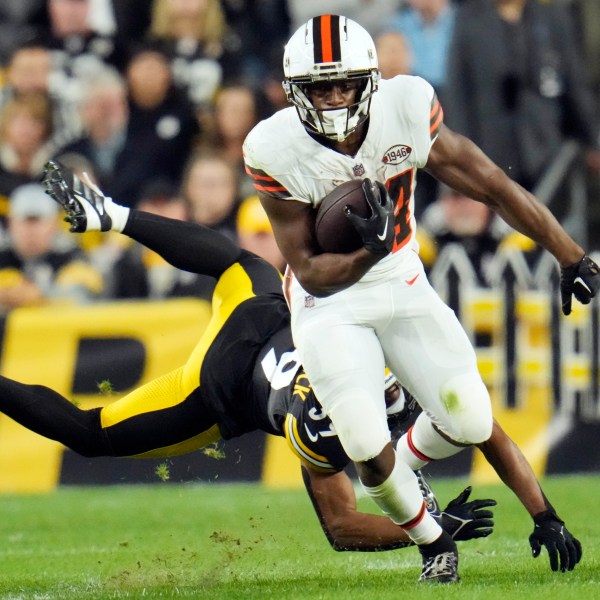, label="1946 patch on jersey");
[382,144,412,165]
